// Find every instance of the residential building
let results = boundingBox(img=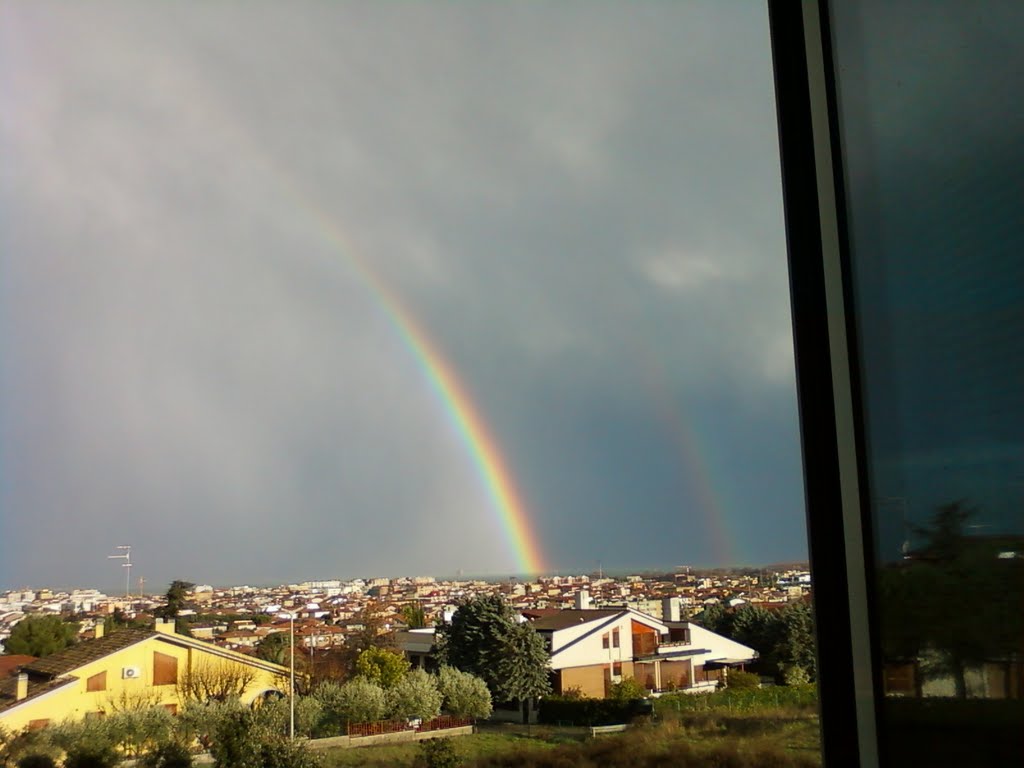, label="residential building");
[0,619,288,732]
